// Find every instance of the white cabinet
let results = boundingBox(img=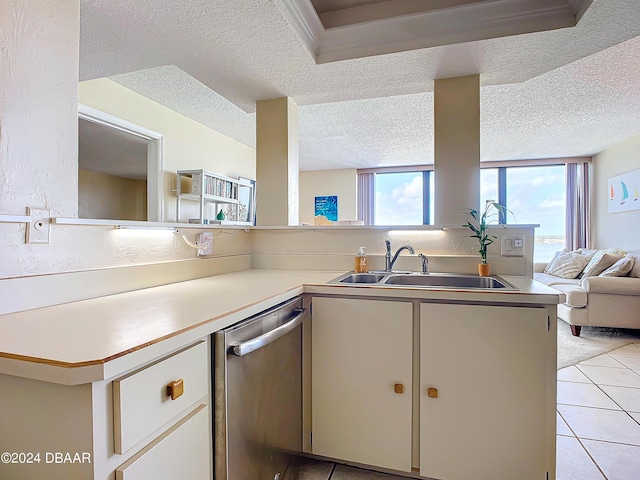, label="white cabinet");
[0,339,212,480]
[309,296,554,479]
[420,303,549,480]
[115,404,210,480]
[113,342,209,454]
[310,297,413,472]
